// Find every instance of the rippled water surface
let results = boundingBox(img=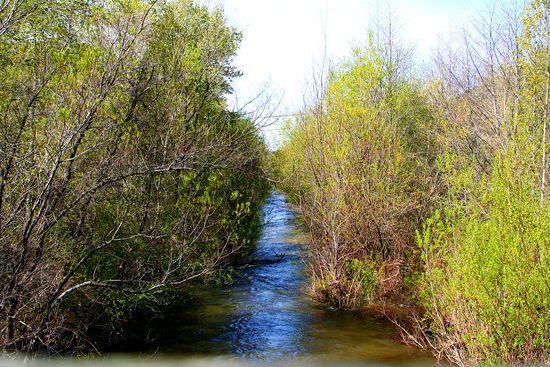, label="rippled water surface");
[4,192,438,366]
